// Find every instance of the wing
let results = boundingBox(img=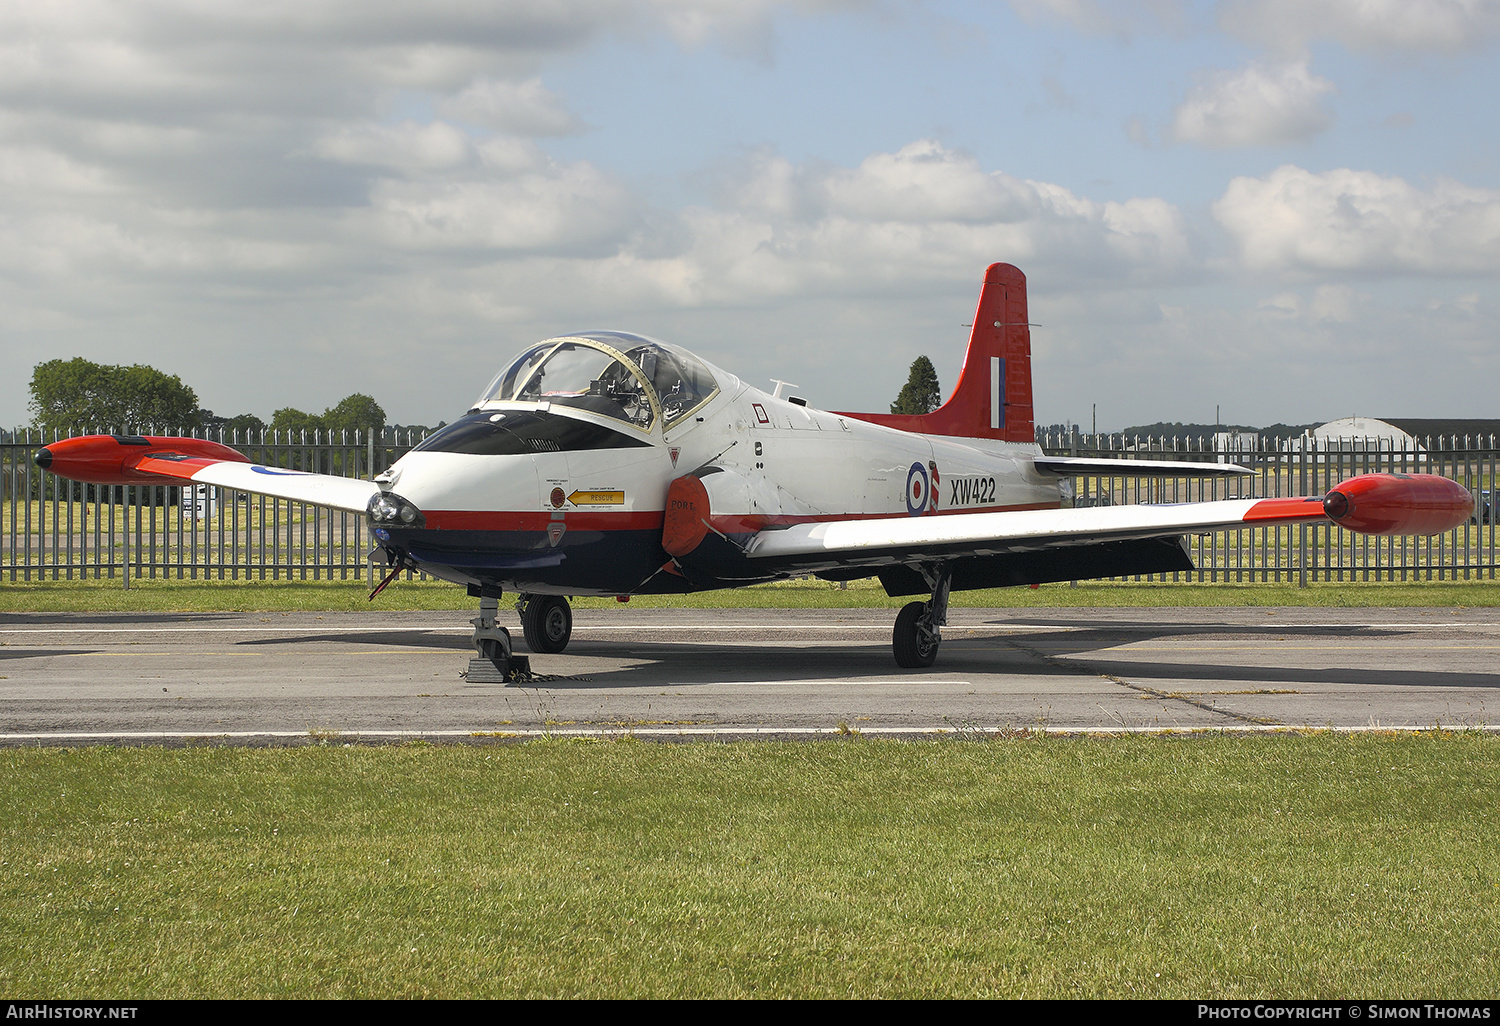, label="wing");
[746,474,1474,576]
[33,434,379,514]
[746,495,1323,573]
